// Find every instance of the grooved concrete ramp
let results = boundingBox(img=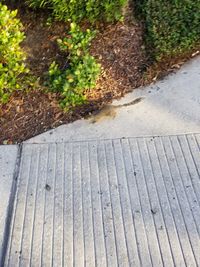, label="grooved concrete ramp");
[4,134,200,266]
